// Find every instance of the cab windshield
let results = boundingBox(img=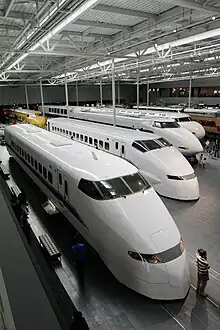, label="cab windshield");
[153,121,180,128]
[132,137,171,152]
[178,116,192,122]
[78,172,151,200]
